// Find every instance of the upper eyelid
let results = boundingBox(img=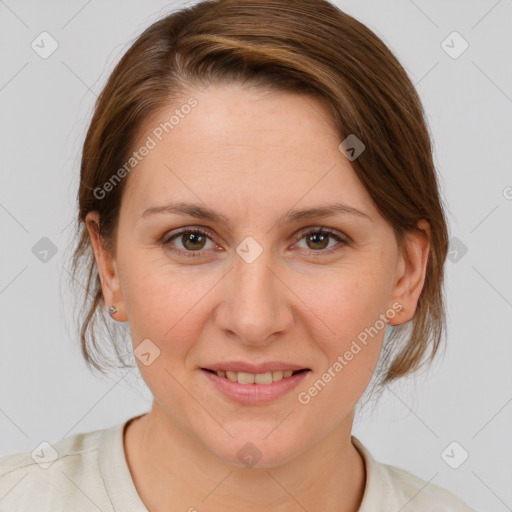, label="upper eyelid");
[164,226,216,242]
[164,225,348,246]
